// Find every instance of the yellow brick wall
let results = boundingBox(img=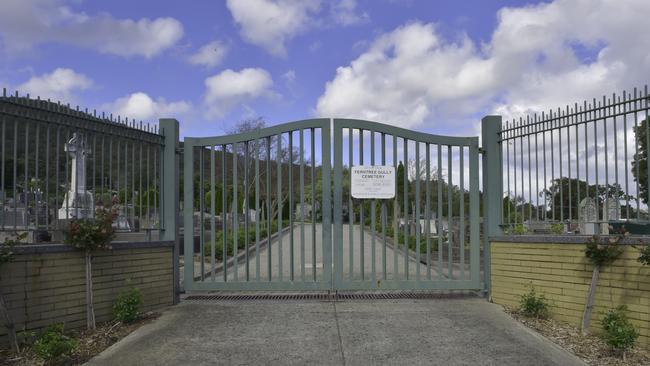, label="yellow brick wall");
[491,242,650,349]
[0,246,173,340]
